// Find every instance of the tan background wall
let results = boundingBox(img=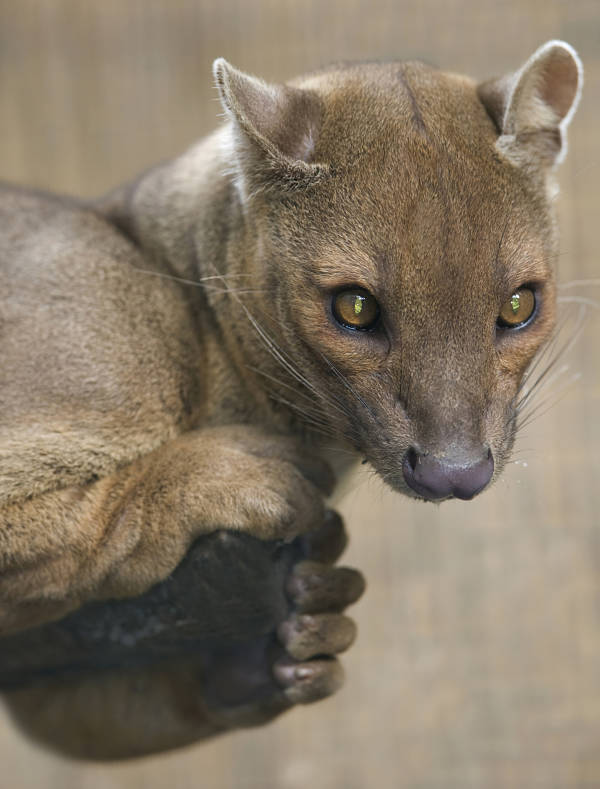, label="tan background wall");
[0,1,599,787]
